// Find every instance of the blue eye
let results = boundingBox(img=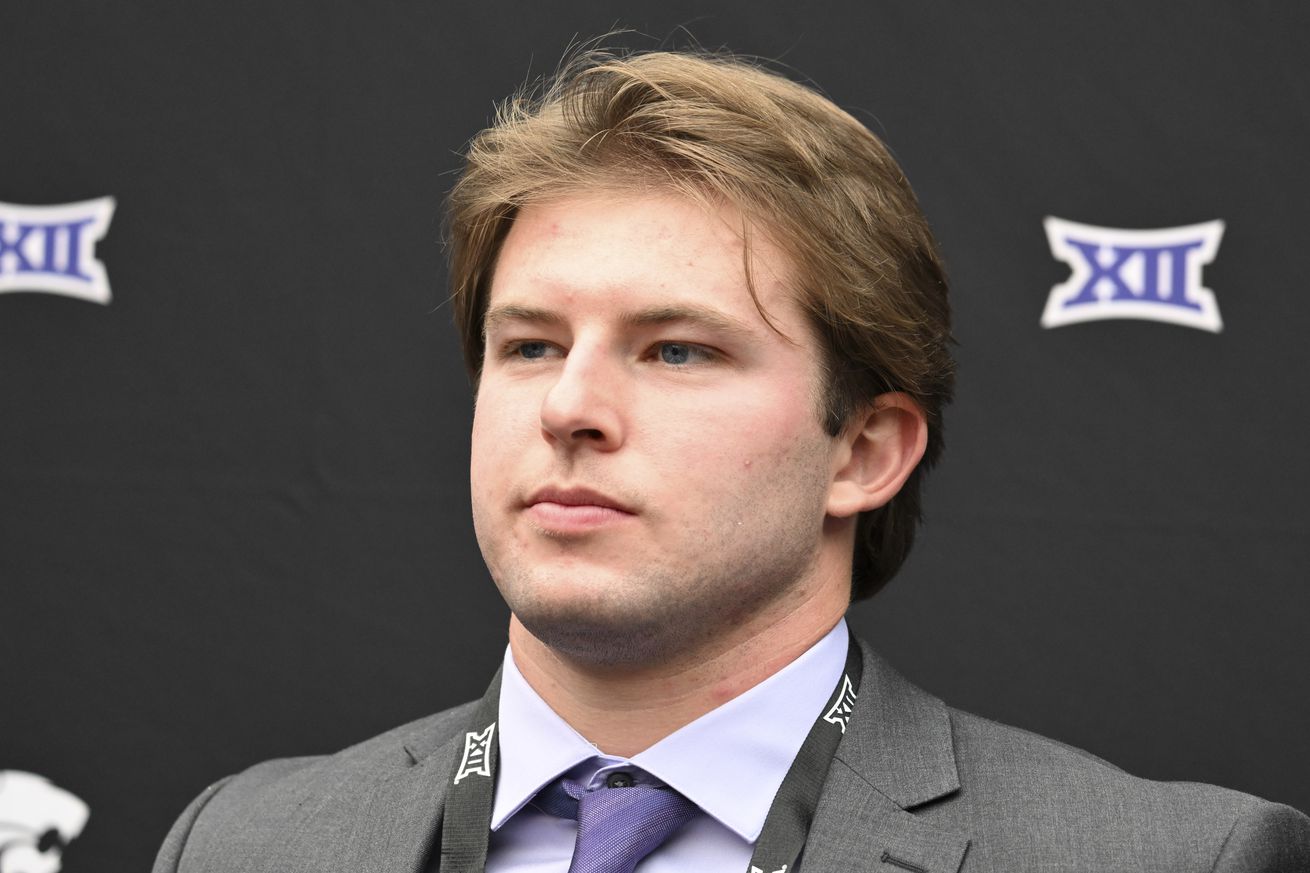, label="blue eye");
[517,341,550,359]
[659,343,692,365]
